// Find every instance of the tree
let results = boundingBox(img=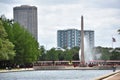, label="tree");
[1,17,39,65]
[57,50,64,60]
[39,46,46,61]
[100,48,110,60]
[1,18,14,42]
[12,23,39,64]
[0,20,15,60]
[94,47,111,60]
[46,48,58,61]
[71,47,79,60]
[110,48,120,60]
[64,49,73,61]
